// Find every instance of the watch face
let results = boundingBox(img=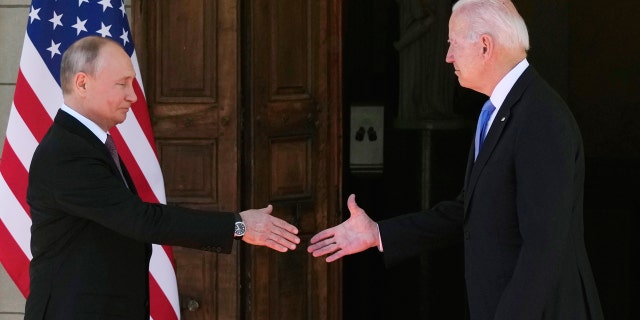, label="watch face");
[235,221,246,236]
